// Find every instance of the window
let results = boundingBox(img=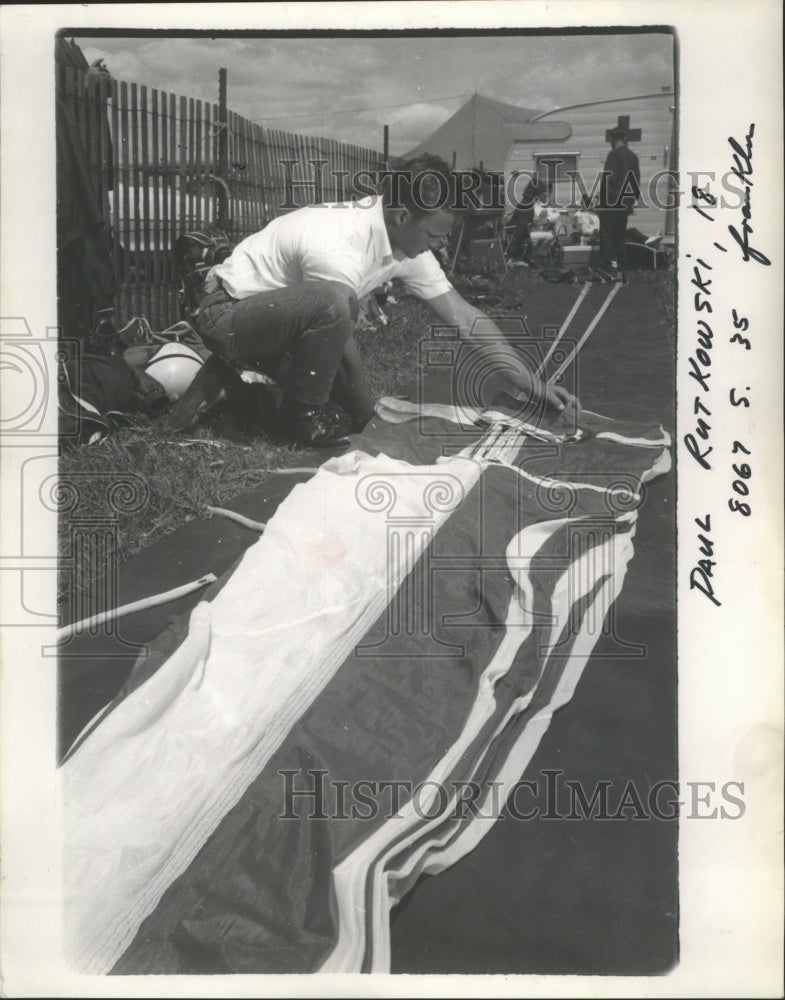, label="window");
[533,152,580,188]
